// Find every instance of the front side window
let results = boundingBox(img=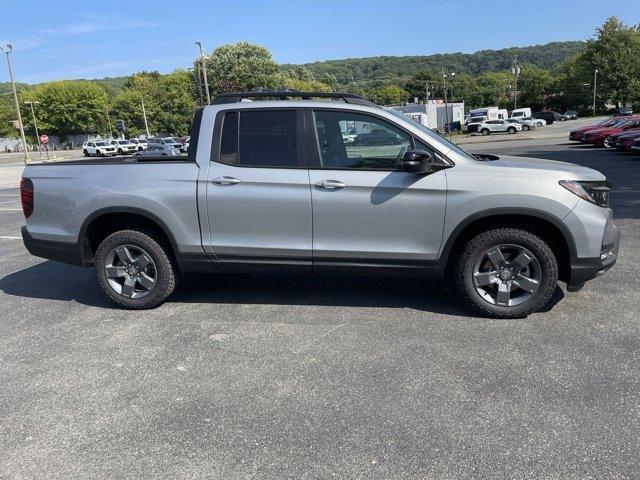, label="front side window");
[313,110,411,170]
[218,110,298,168]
